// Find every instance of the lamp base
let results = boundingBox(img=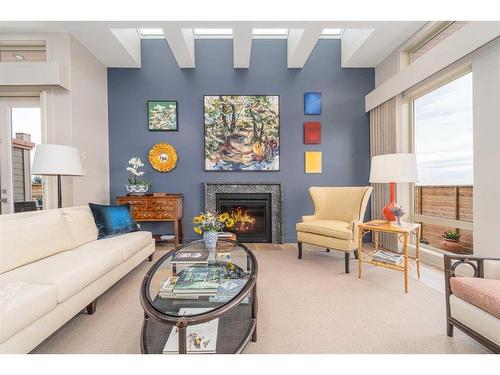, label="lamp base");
[382,181,398,222]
